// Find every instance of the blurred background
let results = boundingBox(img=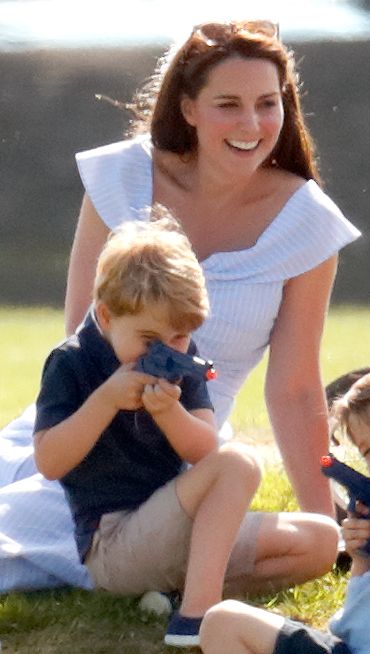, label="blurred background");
[1,0,369,306]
